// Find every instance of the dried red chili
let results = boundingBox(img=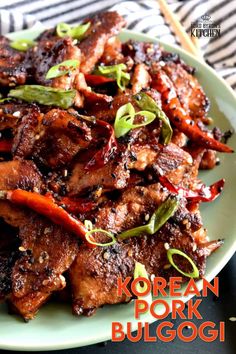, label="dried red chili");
[84,120,117,170]
[152,71,233,153]
[159,175,225,202]
[0,139,12,153]
[2,189,95,244]
[84,74,115,86]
